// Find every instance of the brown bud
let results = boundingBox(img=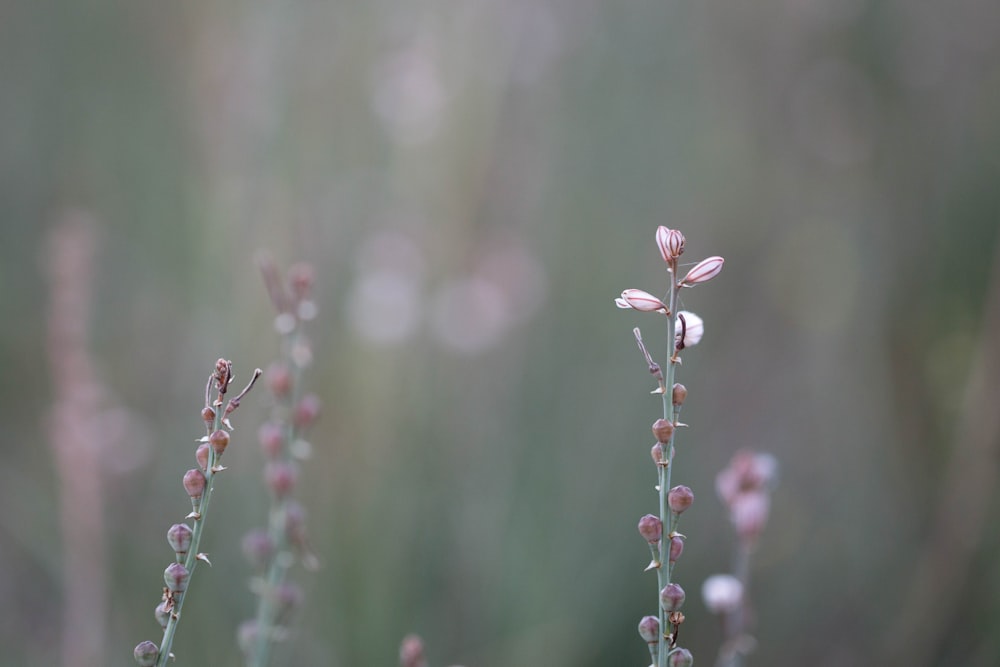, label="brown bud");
[652,419,675,444]
[201,406,216,425]
[668,485,694,514]
[209,429,230,457]
[651,443,667,465]
[183,469,206,500]
[195,443,210,471]
[672,383,687,407]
